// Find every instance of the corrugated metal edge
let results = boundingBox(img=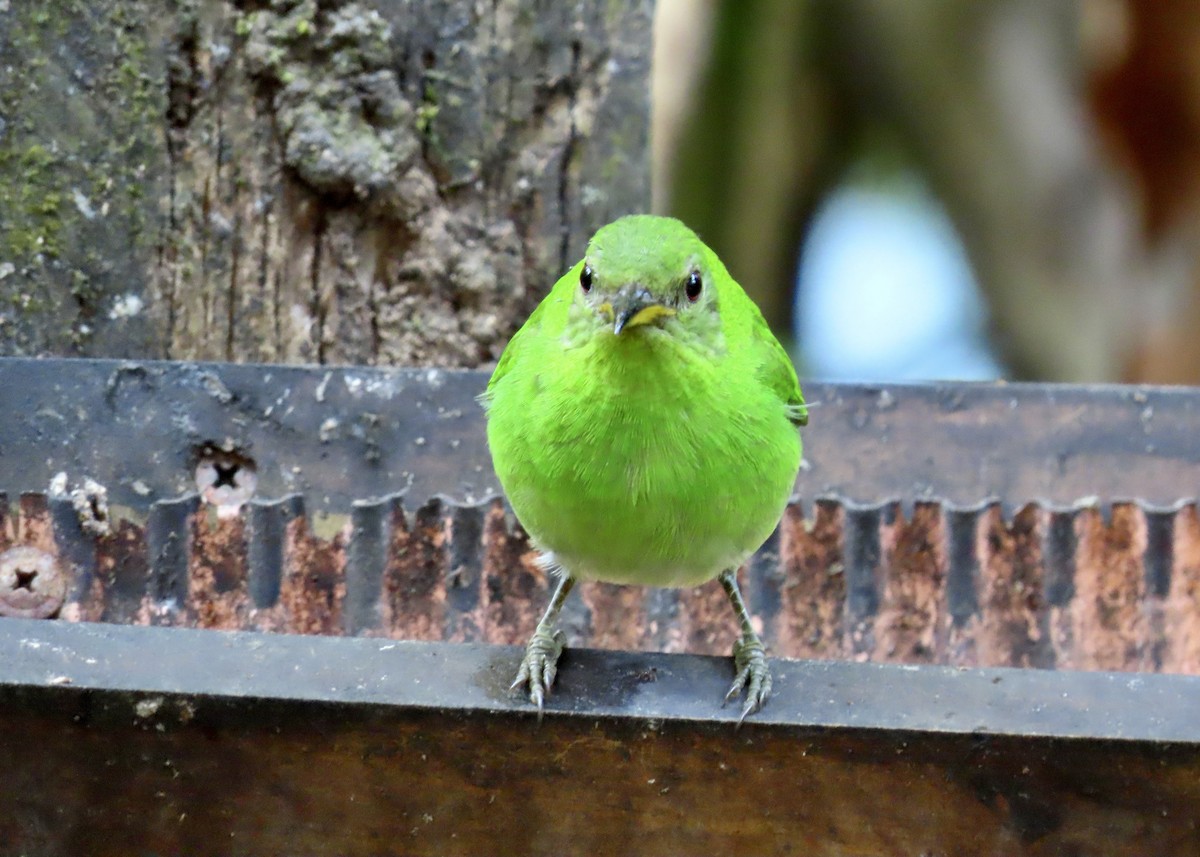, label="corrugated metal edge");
[5,490,1200,675]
